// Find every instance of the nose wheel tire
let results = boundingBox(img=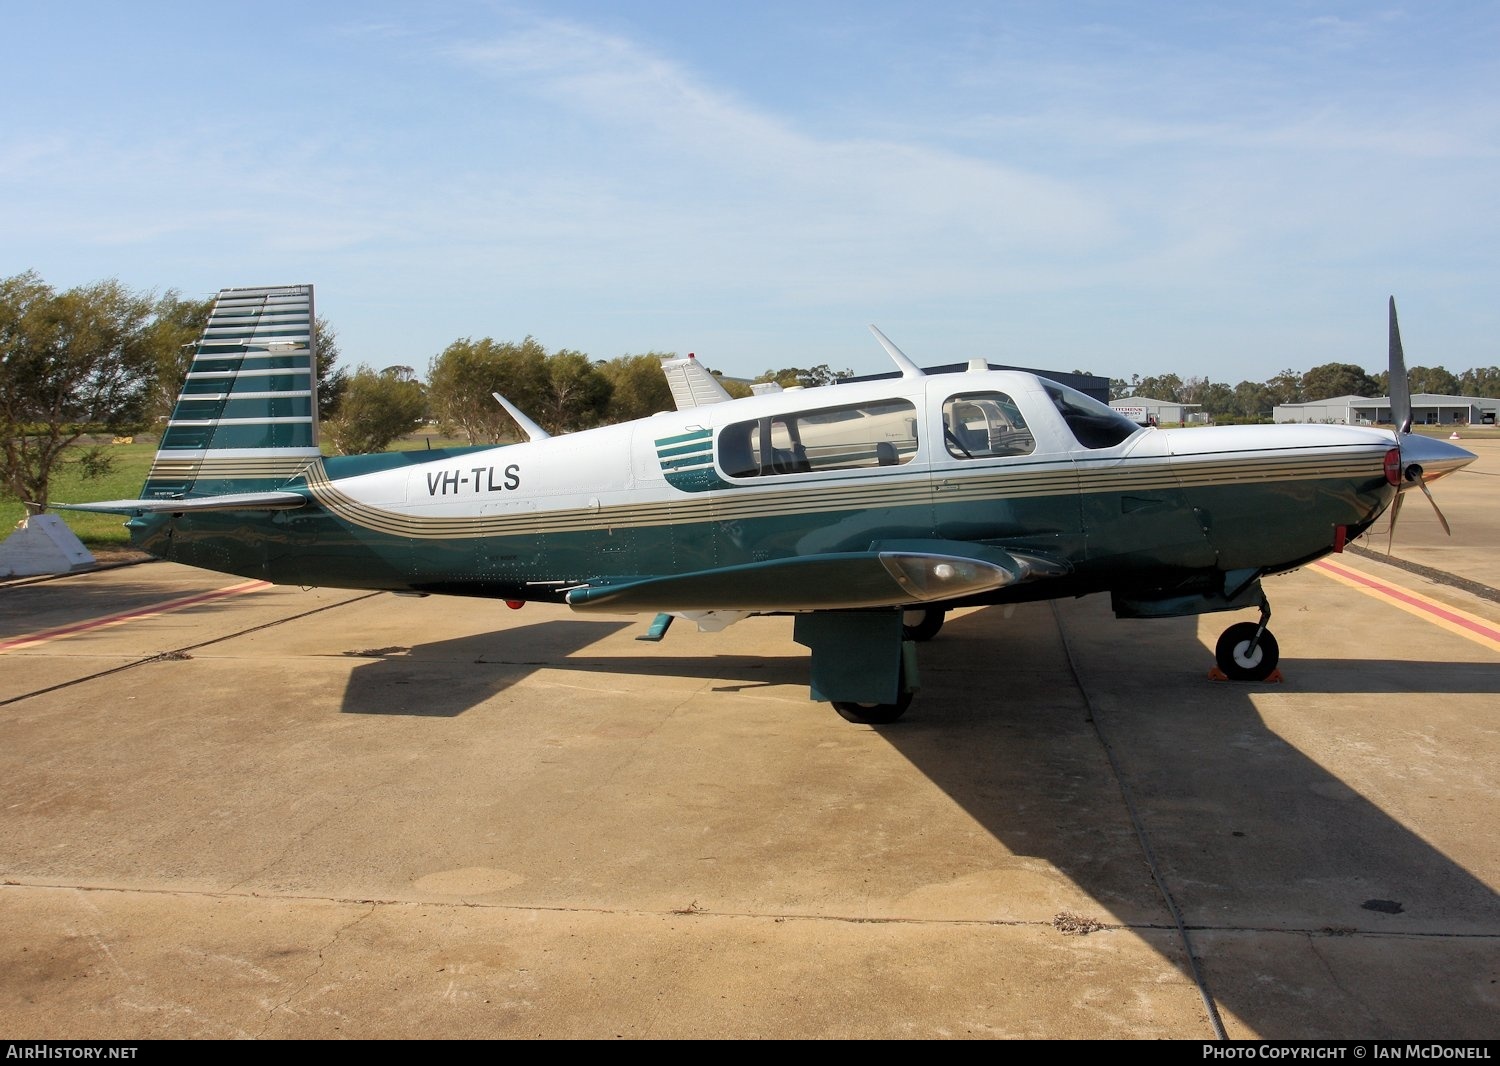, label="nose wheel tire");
[1215,622,1280,682]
